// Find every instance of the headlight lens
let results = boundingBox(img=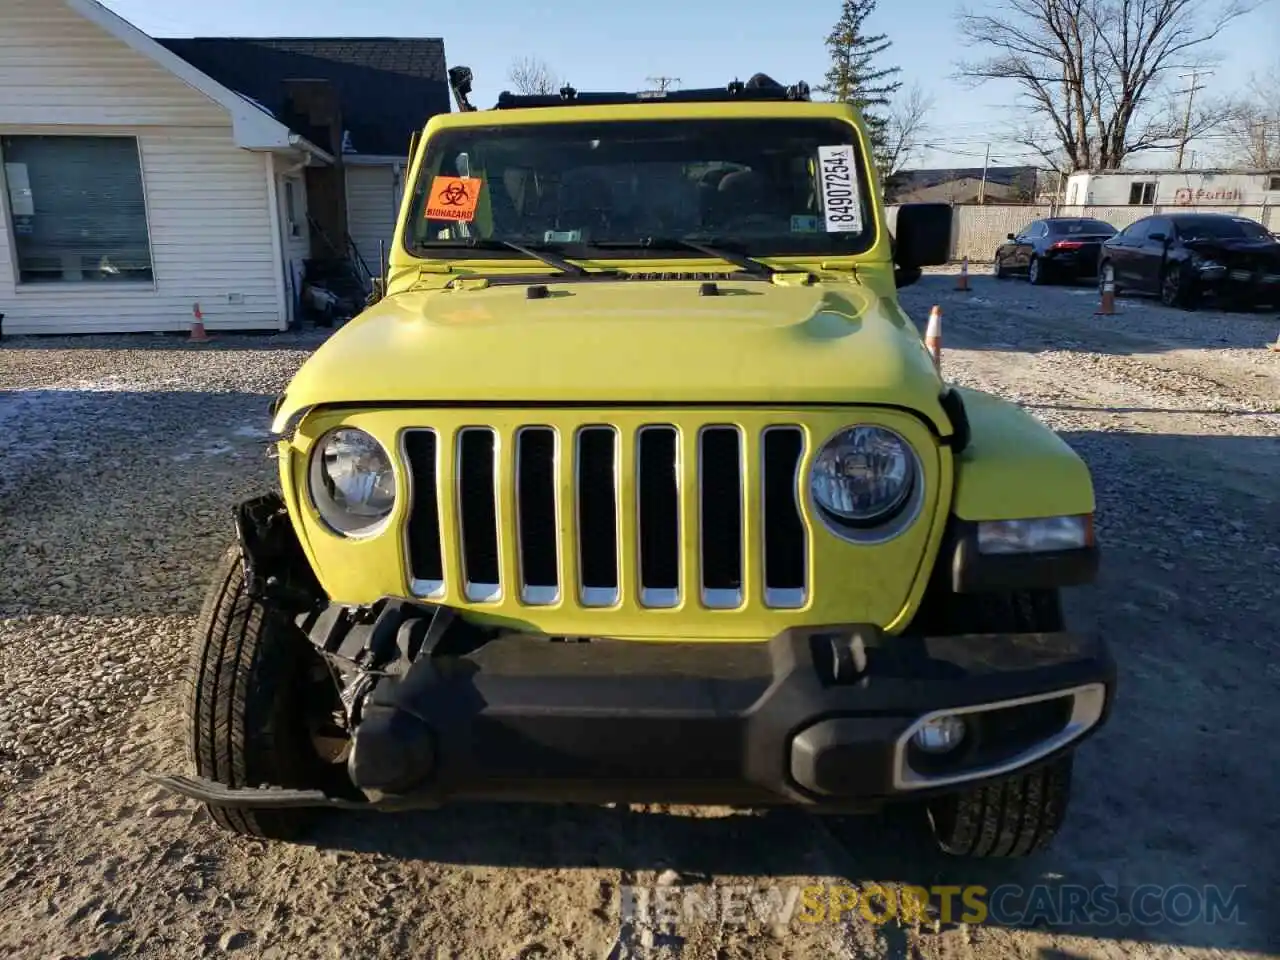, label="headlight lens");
[309,427,397,536]
[811,426,916,526]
